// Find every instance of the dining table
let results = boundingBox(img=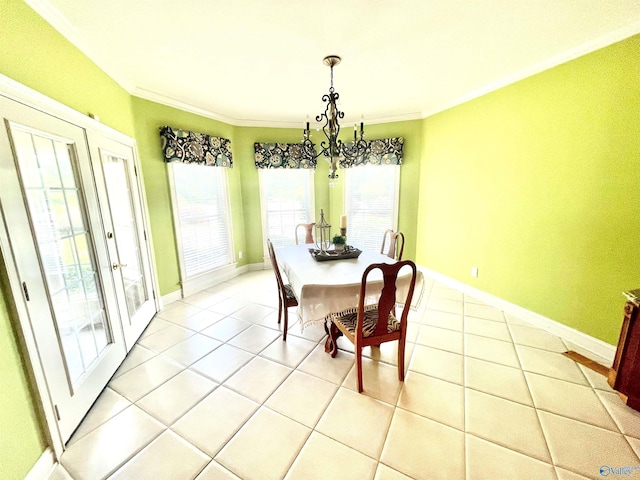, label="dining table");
[274,243,425,349]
